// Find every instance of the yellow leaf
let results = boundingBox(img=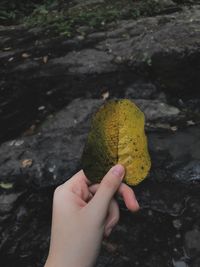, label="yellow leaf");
[82,99,151,186]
